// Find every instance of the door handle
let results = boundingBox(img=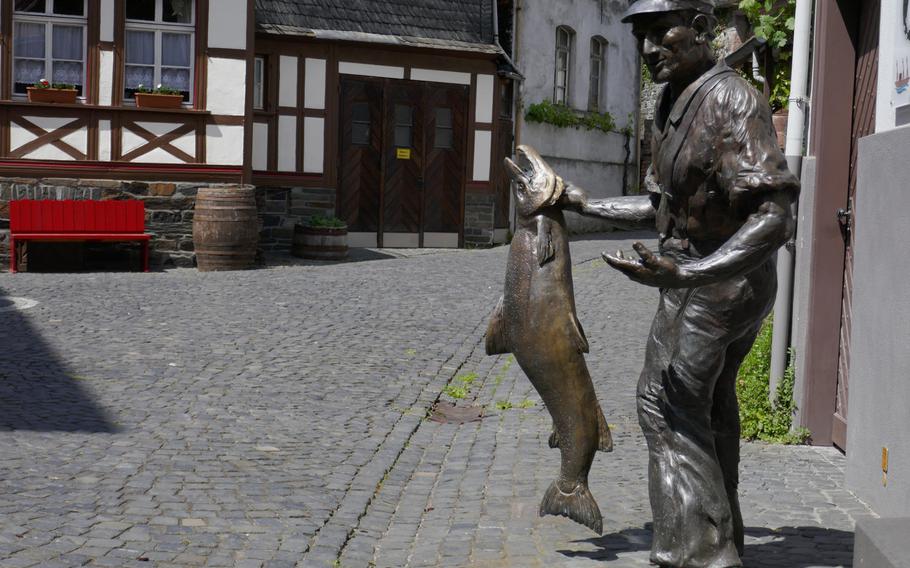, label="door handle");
[836,207,852,243]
